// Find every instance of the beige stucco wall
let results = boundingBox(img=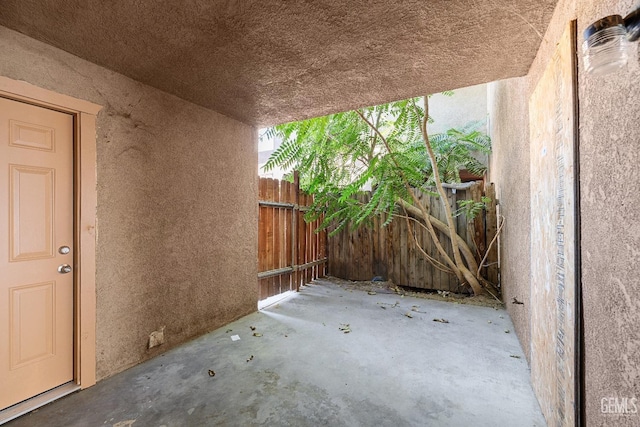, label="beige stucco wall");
[489,0,640,425]
[0,26,258,380]
[487,77,532,361]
